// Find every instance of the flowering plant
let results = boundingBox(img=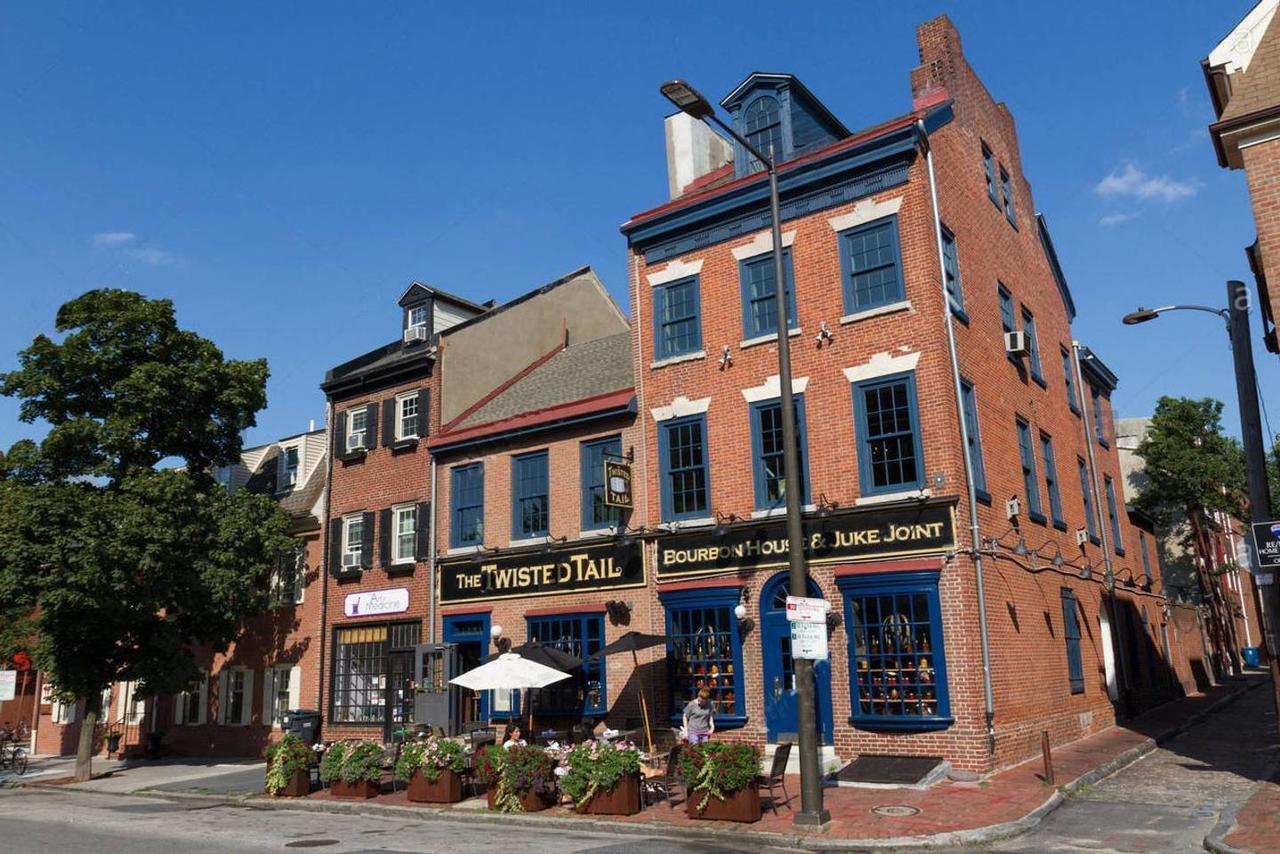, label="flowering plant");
[477,743,555,812]
[557,739,641,809]
[264,734,312,796]
[319,739,384,784]
[394,736,466,783]
[678,741,761,813]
